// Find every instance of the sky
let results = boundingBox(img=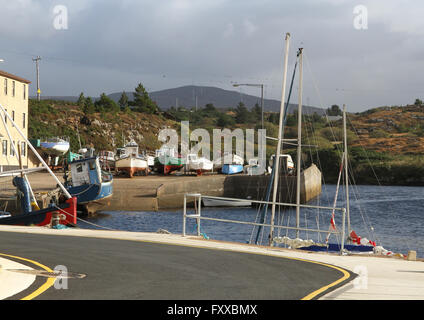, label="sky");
[0,0,423,112]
